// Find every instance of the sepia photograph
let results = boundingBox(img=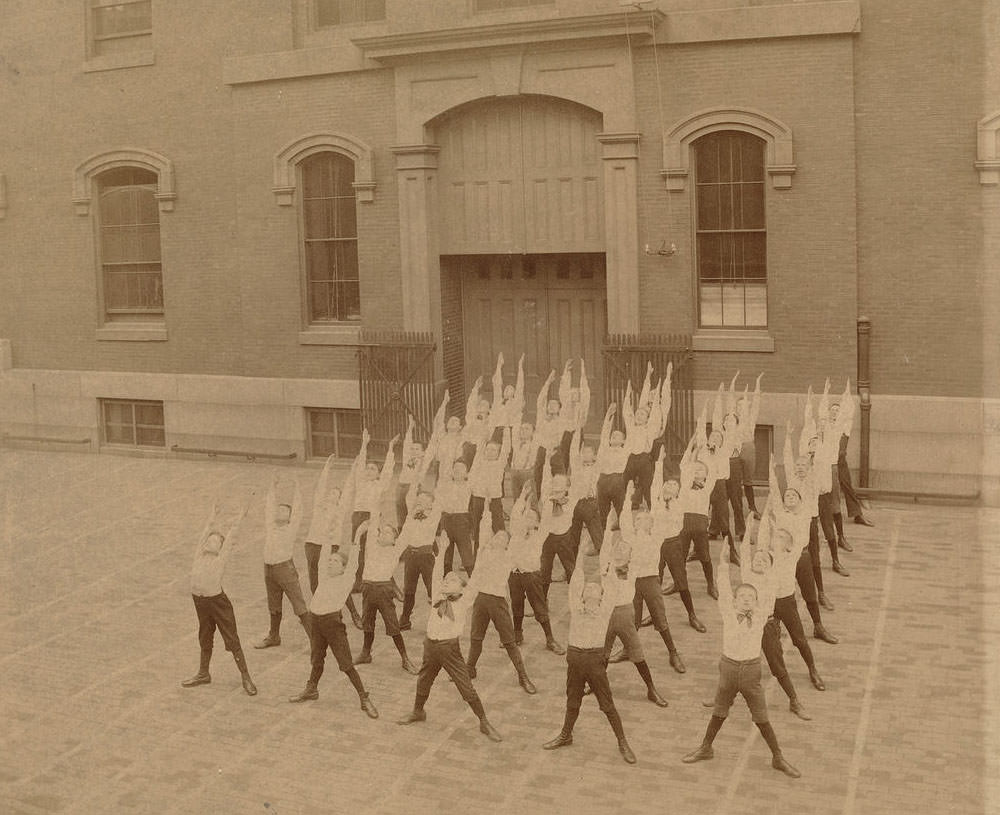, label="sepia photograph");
[1,1,997,813]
